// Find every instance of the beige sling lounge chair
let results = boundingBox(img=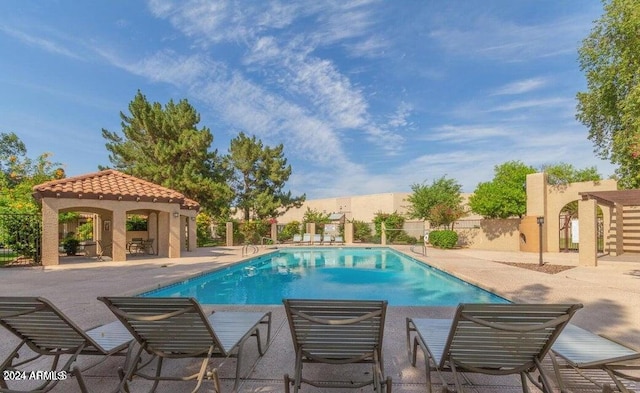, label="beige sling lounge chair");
[545,324,640,392]
[406,303,583,393]
[98,296,272,393]
[283,298,392,393]
[0,297,133,393]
